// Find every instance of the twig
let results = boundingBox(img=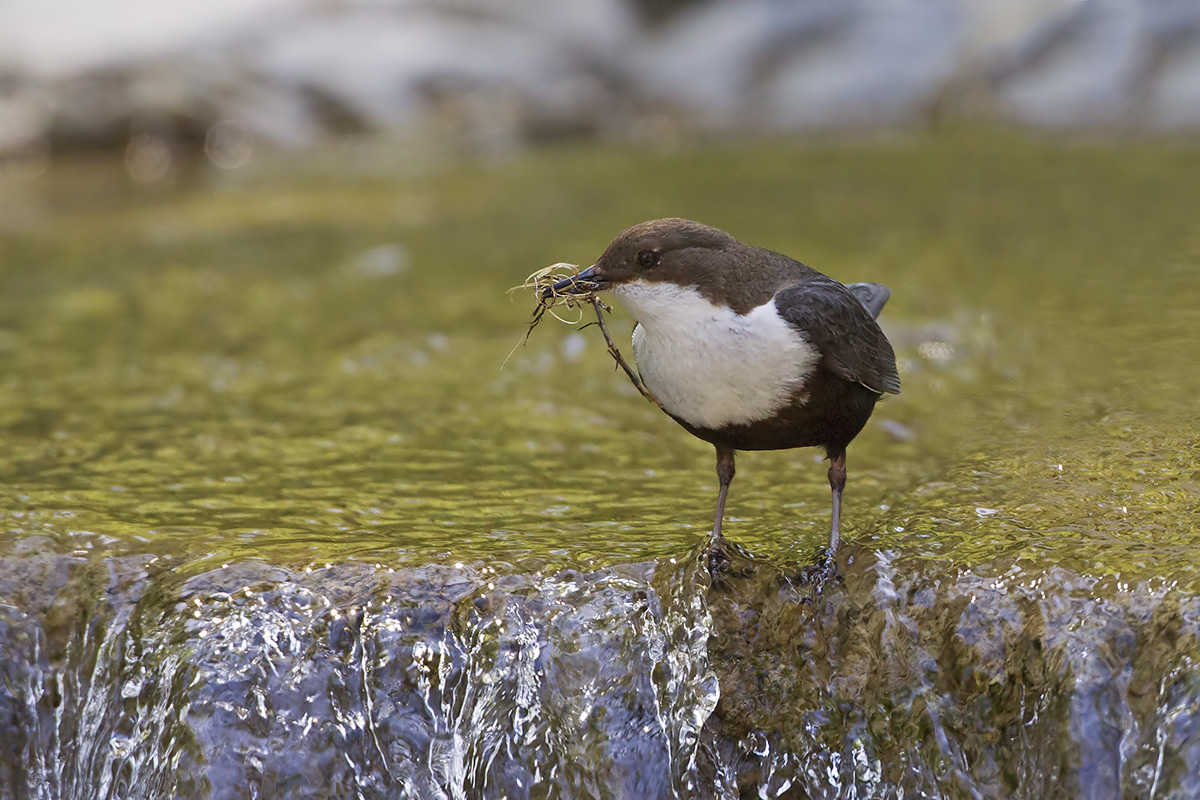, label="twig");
[504,263,590,368]
[590,296,662,409]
